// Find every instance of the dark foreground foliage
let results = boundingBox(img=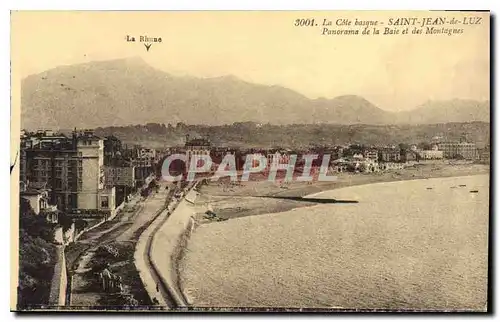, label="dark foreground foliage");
[17,198,58,309]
